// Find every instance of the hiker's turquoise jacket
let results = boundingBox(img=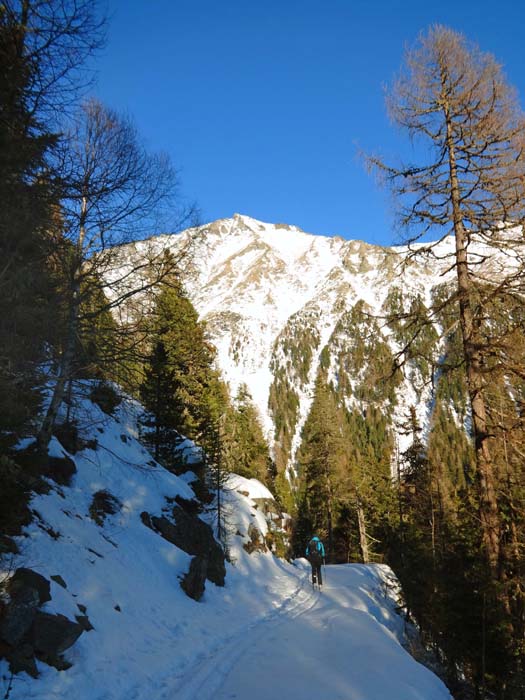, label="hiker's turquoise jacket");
[306,536,325,558]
